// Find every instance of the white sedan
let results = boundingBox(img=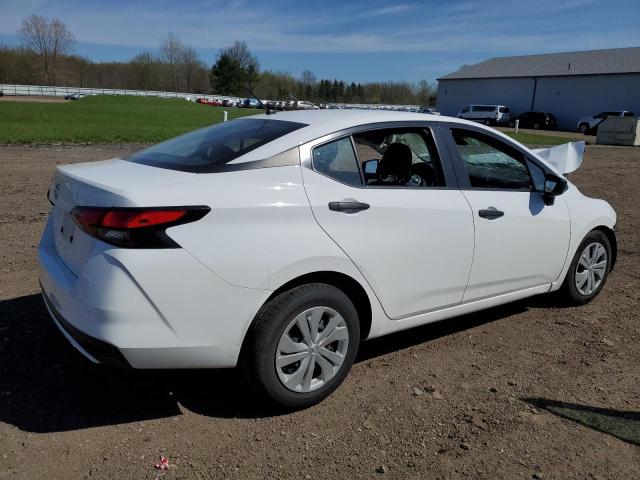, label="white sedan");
[39,110,617,408]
